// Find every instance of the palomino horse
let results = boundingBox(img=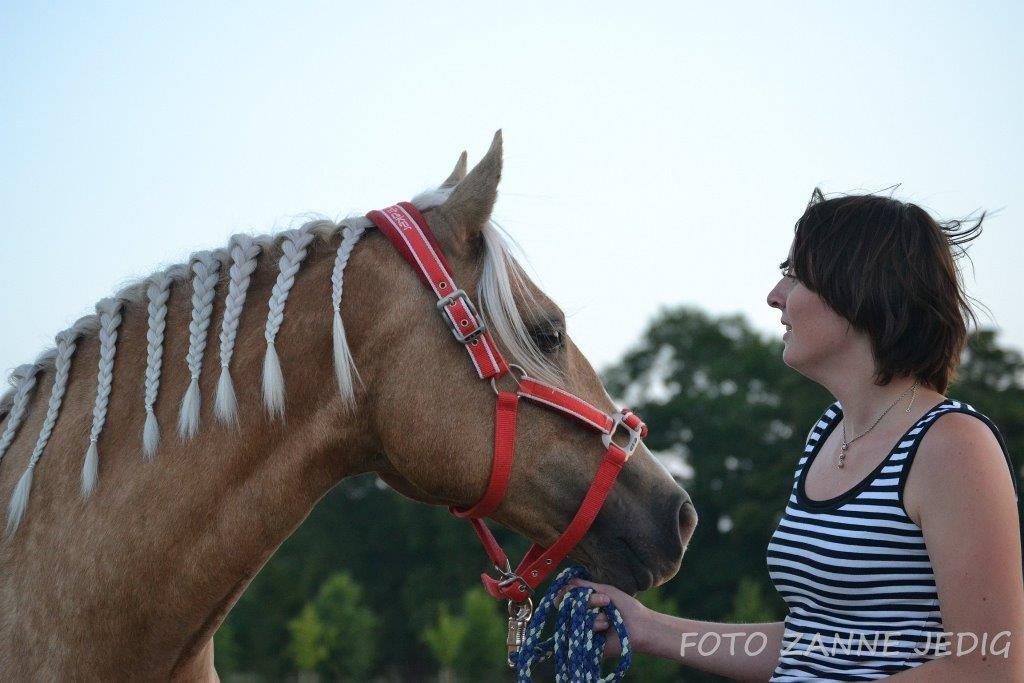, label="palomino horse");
[0,132,697,680]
